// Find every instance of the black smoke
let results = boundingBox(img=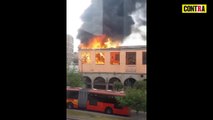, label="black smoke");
[77,0,146,43]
